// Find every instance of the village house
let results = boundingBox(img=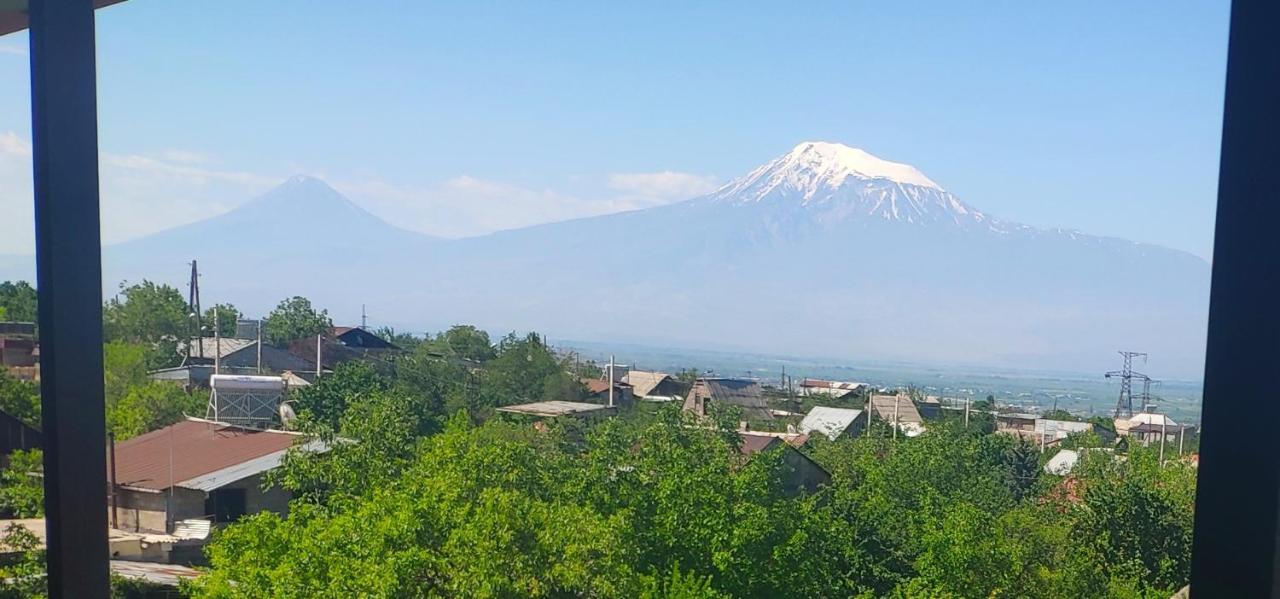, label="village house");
[995,412,1040,435]
[1116,411,1181,444]
[581,378,634,407]
[623,369,690,401]
[683,378,773,422]
[798,406,866,441]
[798,378,867,400]
[738,432,831,496]
[867,395,926,436]
[109,417,324,535]
[153,336,318,389]
[0,322,38,381]
[286,326,401,371]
